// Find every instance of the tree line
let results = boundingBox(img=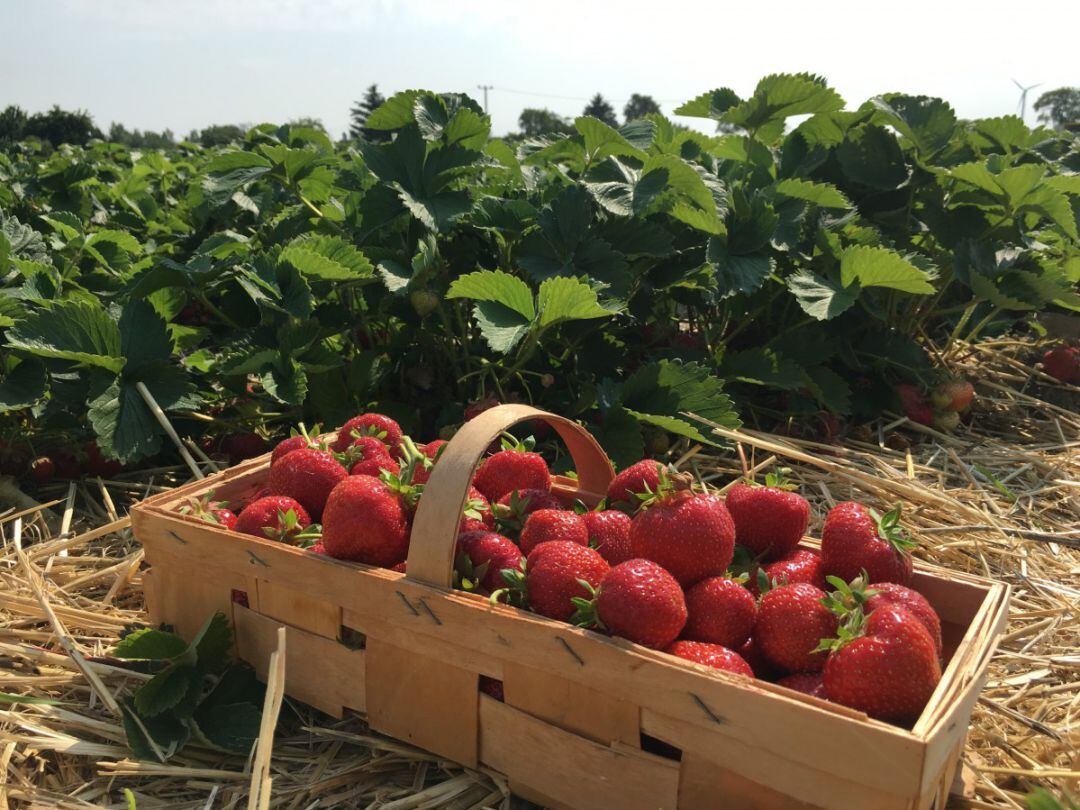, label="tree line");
[2,85,1078,150]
